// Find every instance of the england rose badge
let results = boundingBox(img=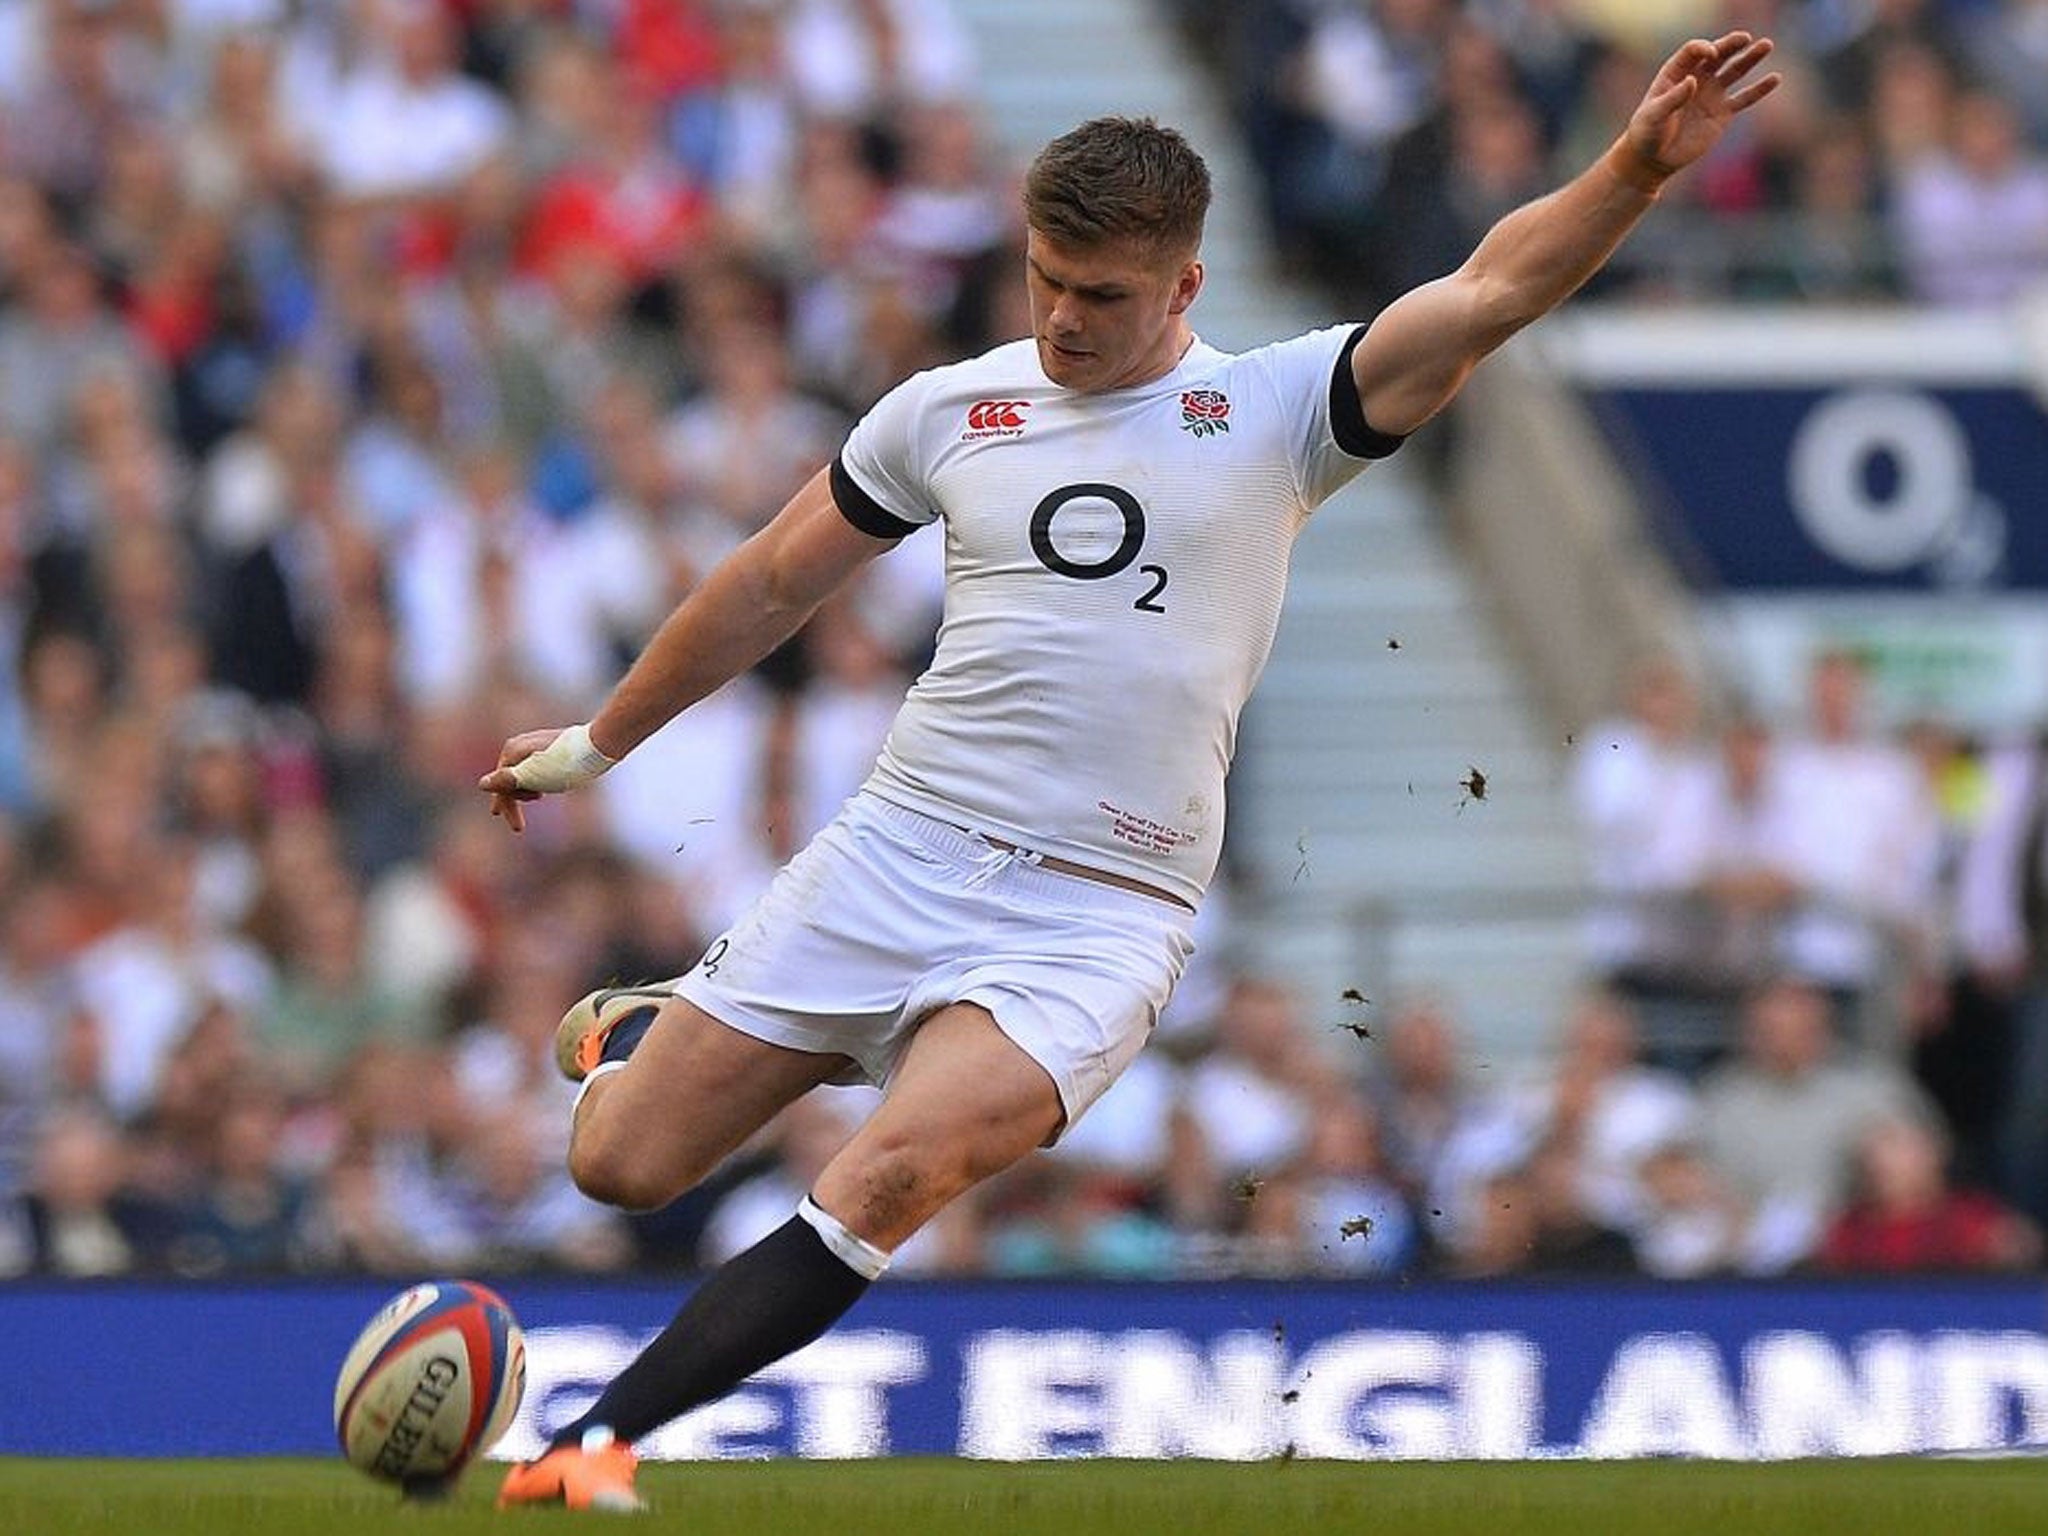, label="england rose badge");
[1179,389,1231,437]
